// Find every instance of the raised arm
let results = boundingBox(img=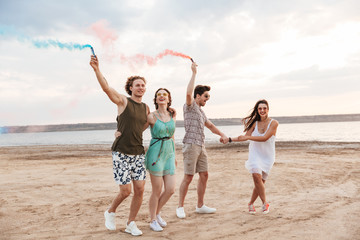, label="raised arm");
[90,56,126,106]
[186,62,197,106]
